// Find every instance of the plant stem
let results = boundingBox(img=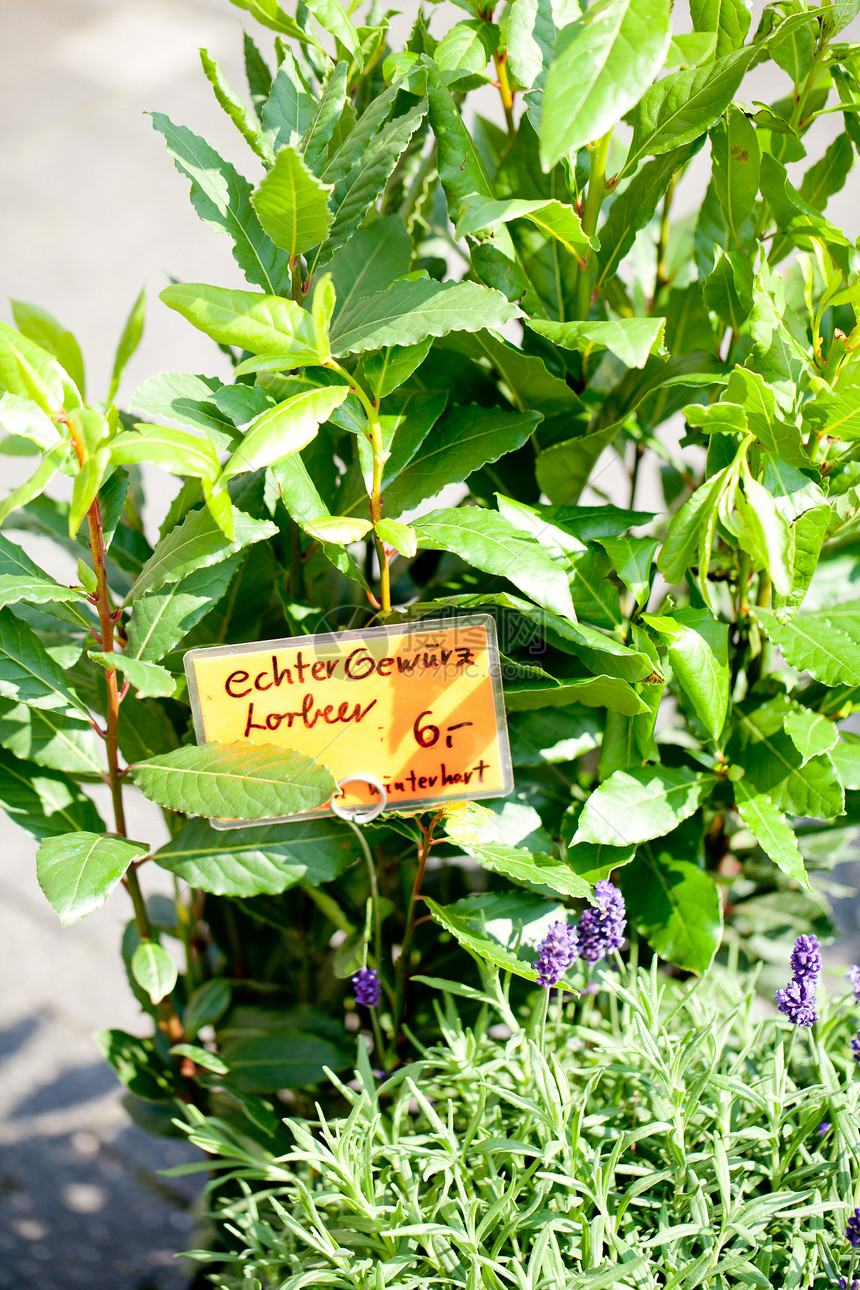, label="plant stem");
[394,811,442,1036]
[575,129,613,325]
[345,819,388,1000]
[652,170,677,305]
[493,49,515,136]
